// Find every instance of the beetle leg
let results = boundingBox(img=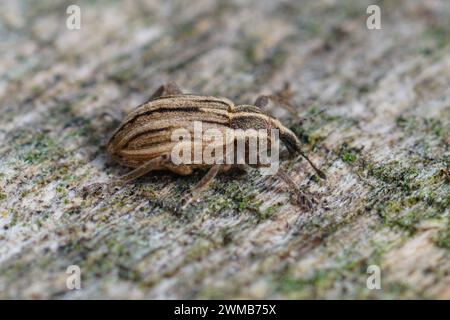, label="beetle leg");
[254,83,300,120]
[149,82,183,99]
[178,164,228,211]
[275,168,314,209]
[165,164,193,176]
[254,94,300,120]
[110,155,172,187]
[233,164,249,173]
[98,109,123,123]
[193,165,221,193]
[82,155,173,196]
[277,82,294,101]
